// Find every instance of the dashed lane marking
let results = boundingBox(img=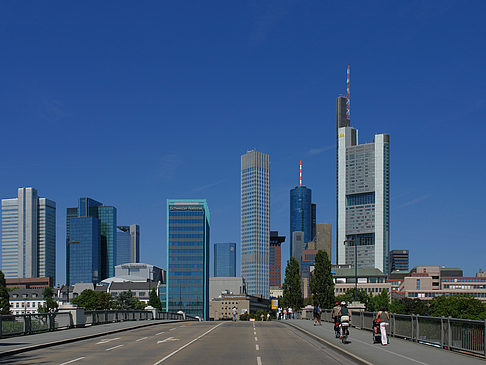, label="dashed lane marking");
[156,331,166,335]
[157,337,180,343]
[59,357,85,365]
[256,344,259,351]
[96,337,120,345]
[254,337,258,341]
[105,344,124,351]
[136,337,148,342]
[257,356,262,365]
